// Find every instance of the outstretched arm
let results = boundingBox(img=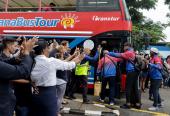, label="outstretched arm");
[0,55,33,80]
[84,51,99,62]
